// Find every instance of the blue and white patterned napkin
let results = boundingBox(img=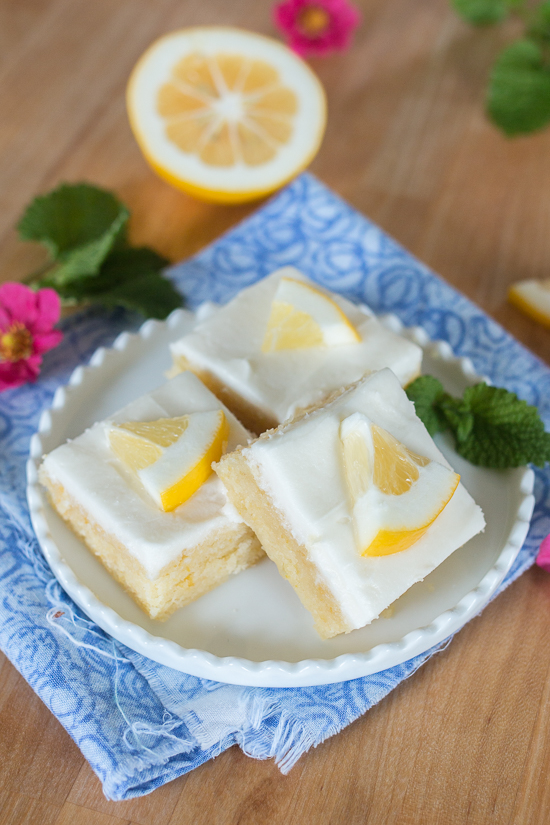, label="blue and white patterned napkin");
[1,174,549,801]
